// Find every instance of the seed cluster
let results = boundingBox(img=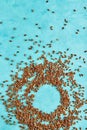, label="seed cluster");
[1,53,86,130]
